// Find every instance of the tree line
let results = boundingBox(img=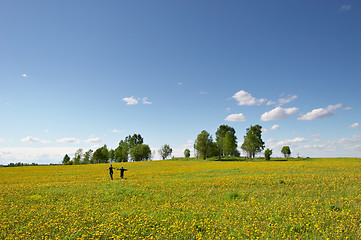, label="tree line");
[62,134,153,165]
[192,124,292,160]
[63,124,293,165]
